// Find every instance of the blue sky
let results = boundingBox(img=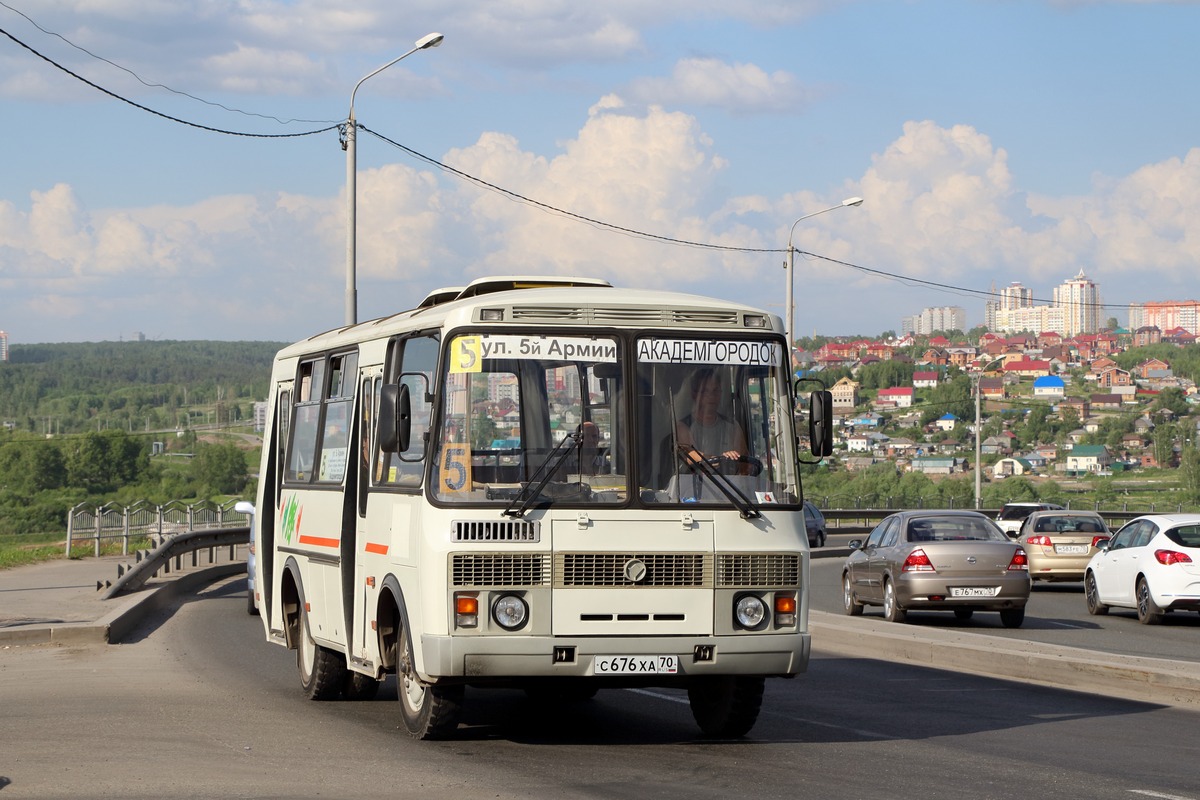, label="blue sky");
[1,0,1198,344]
